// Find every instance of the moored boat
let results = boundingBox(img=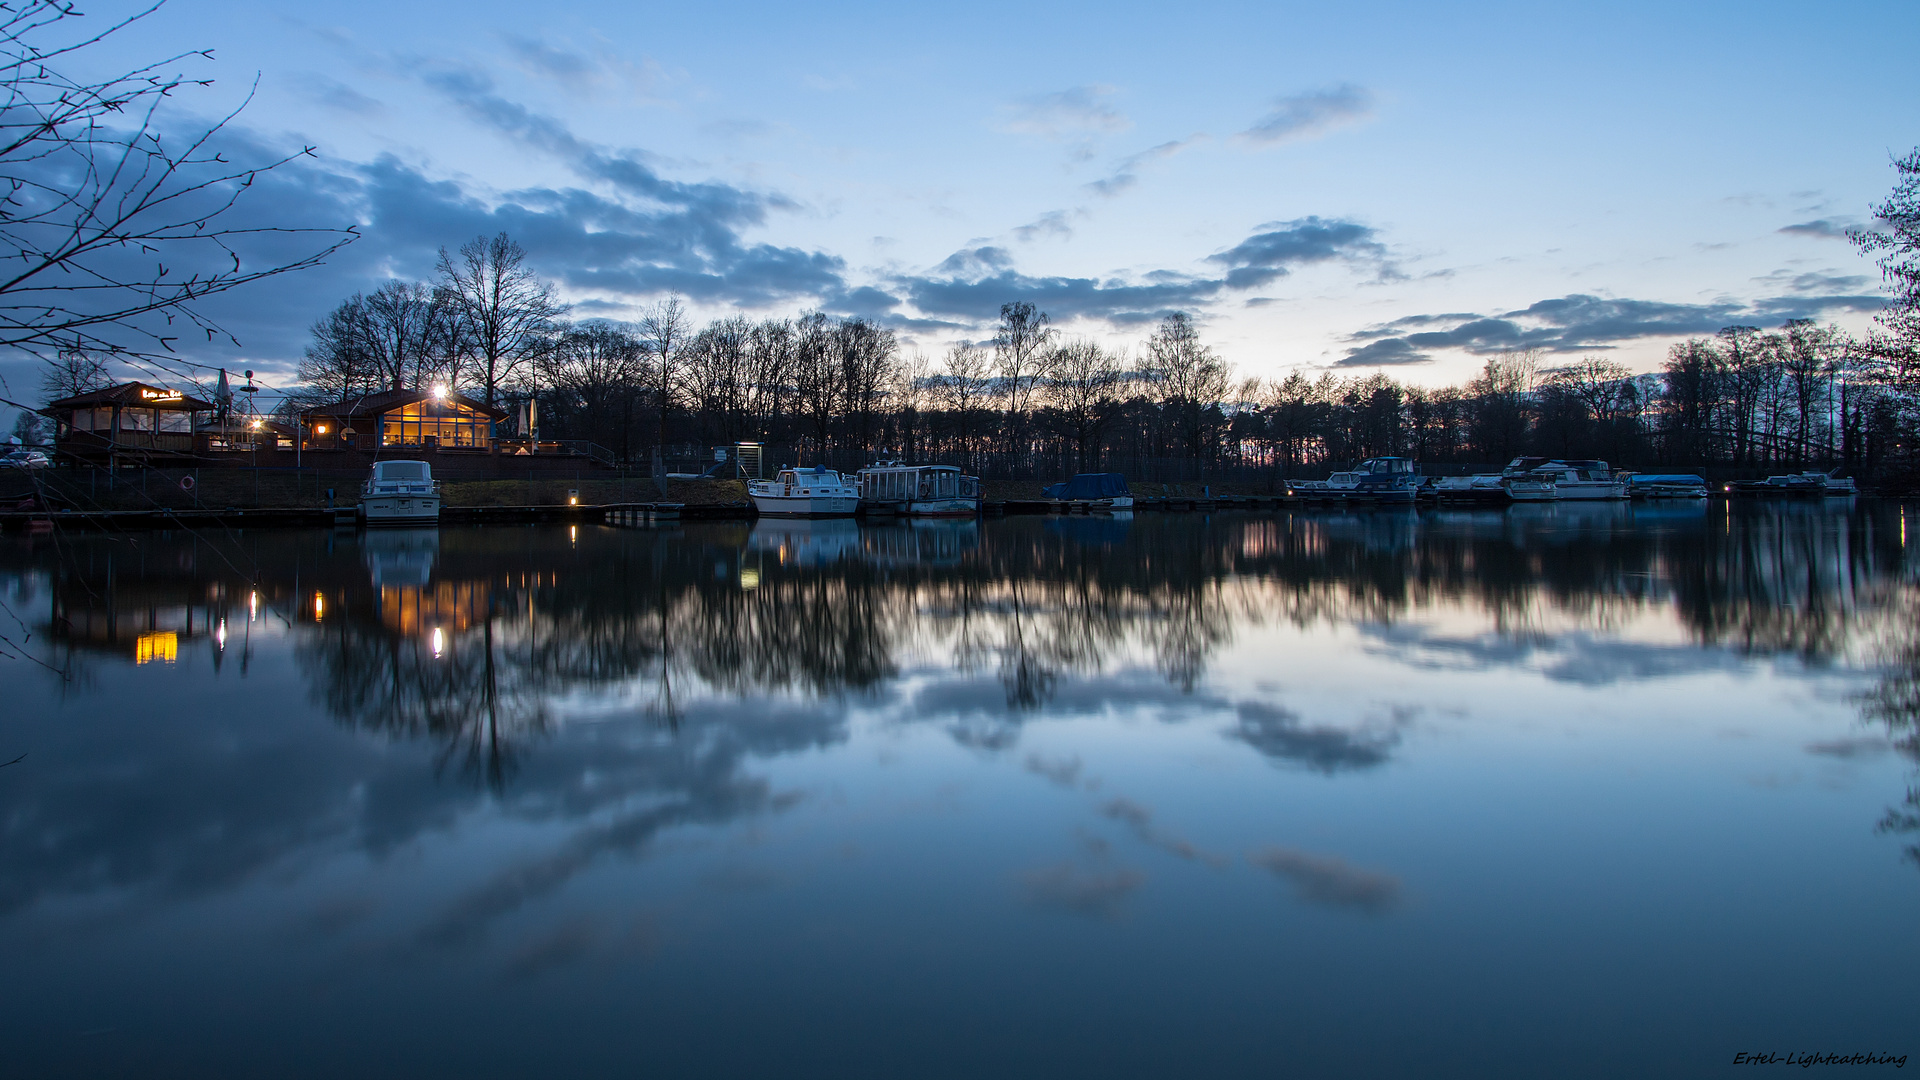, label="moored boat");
[1432,474,1510,503]
[1351,456,1420,503]
[1293,471,1362,500]
[1522,459,1629,500]
[1728,471,1856,497]
[1042,472,1133,511]
[856,461,981,517]
[1630,474,1709,499]
[359,460,441,527]
[748,467,859,518]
